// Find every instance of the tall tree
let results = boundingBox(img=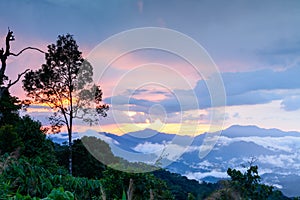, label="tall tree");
[23,34,108,175]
